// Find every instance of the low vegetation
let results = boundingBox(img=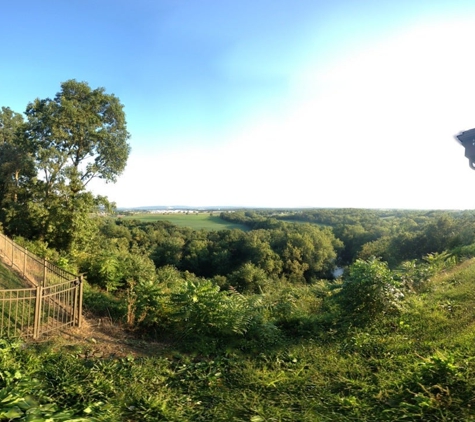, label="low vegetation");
[2,254,475,421]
